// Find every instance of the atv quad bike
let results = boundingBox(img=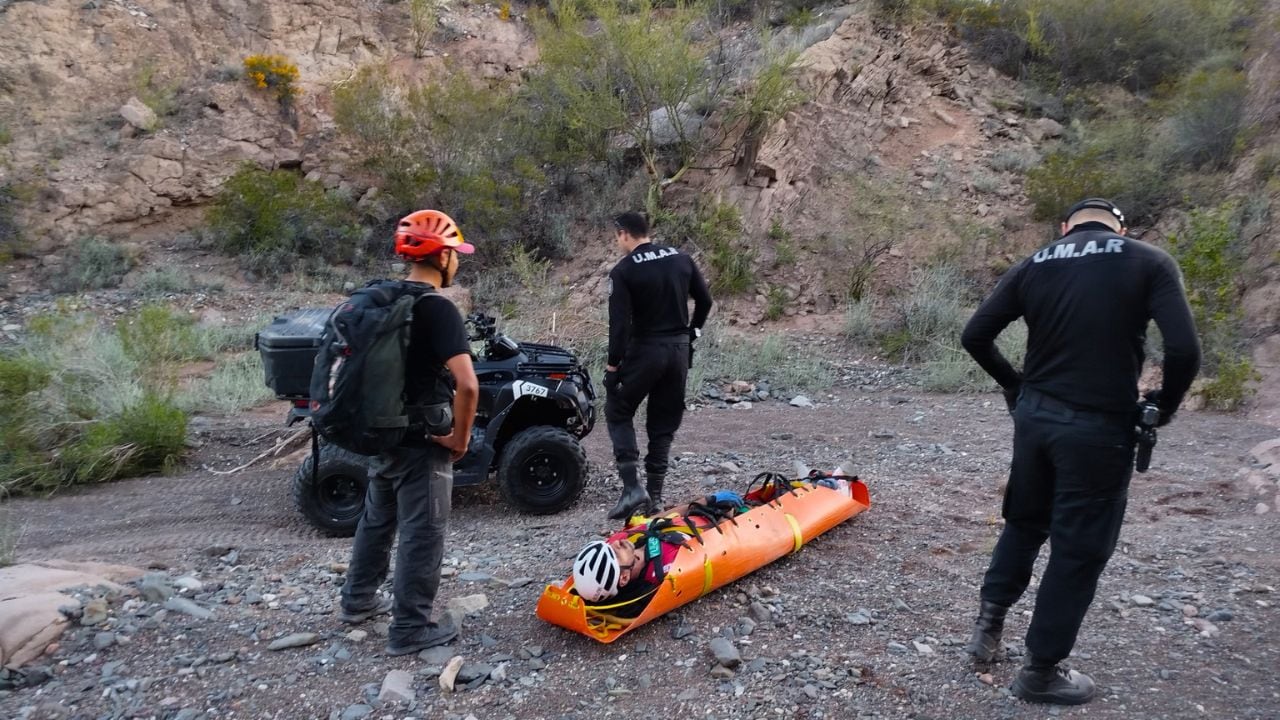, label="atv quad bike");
[256,310,595,536]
